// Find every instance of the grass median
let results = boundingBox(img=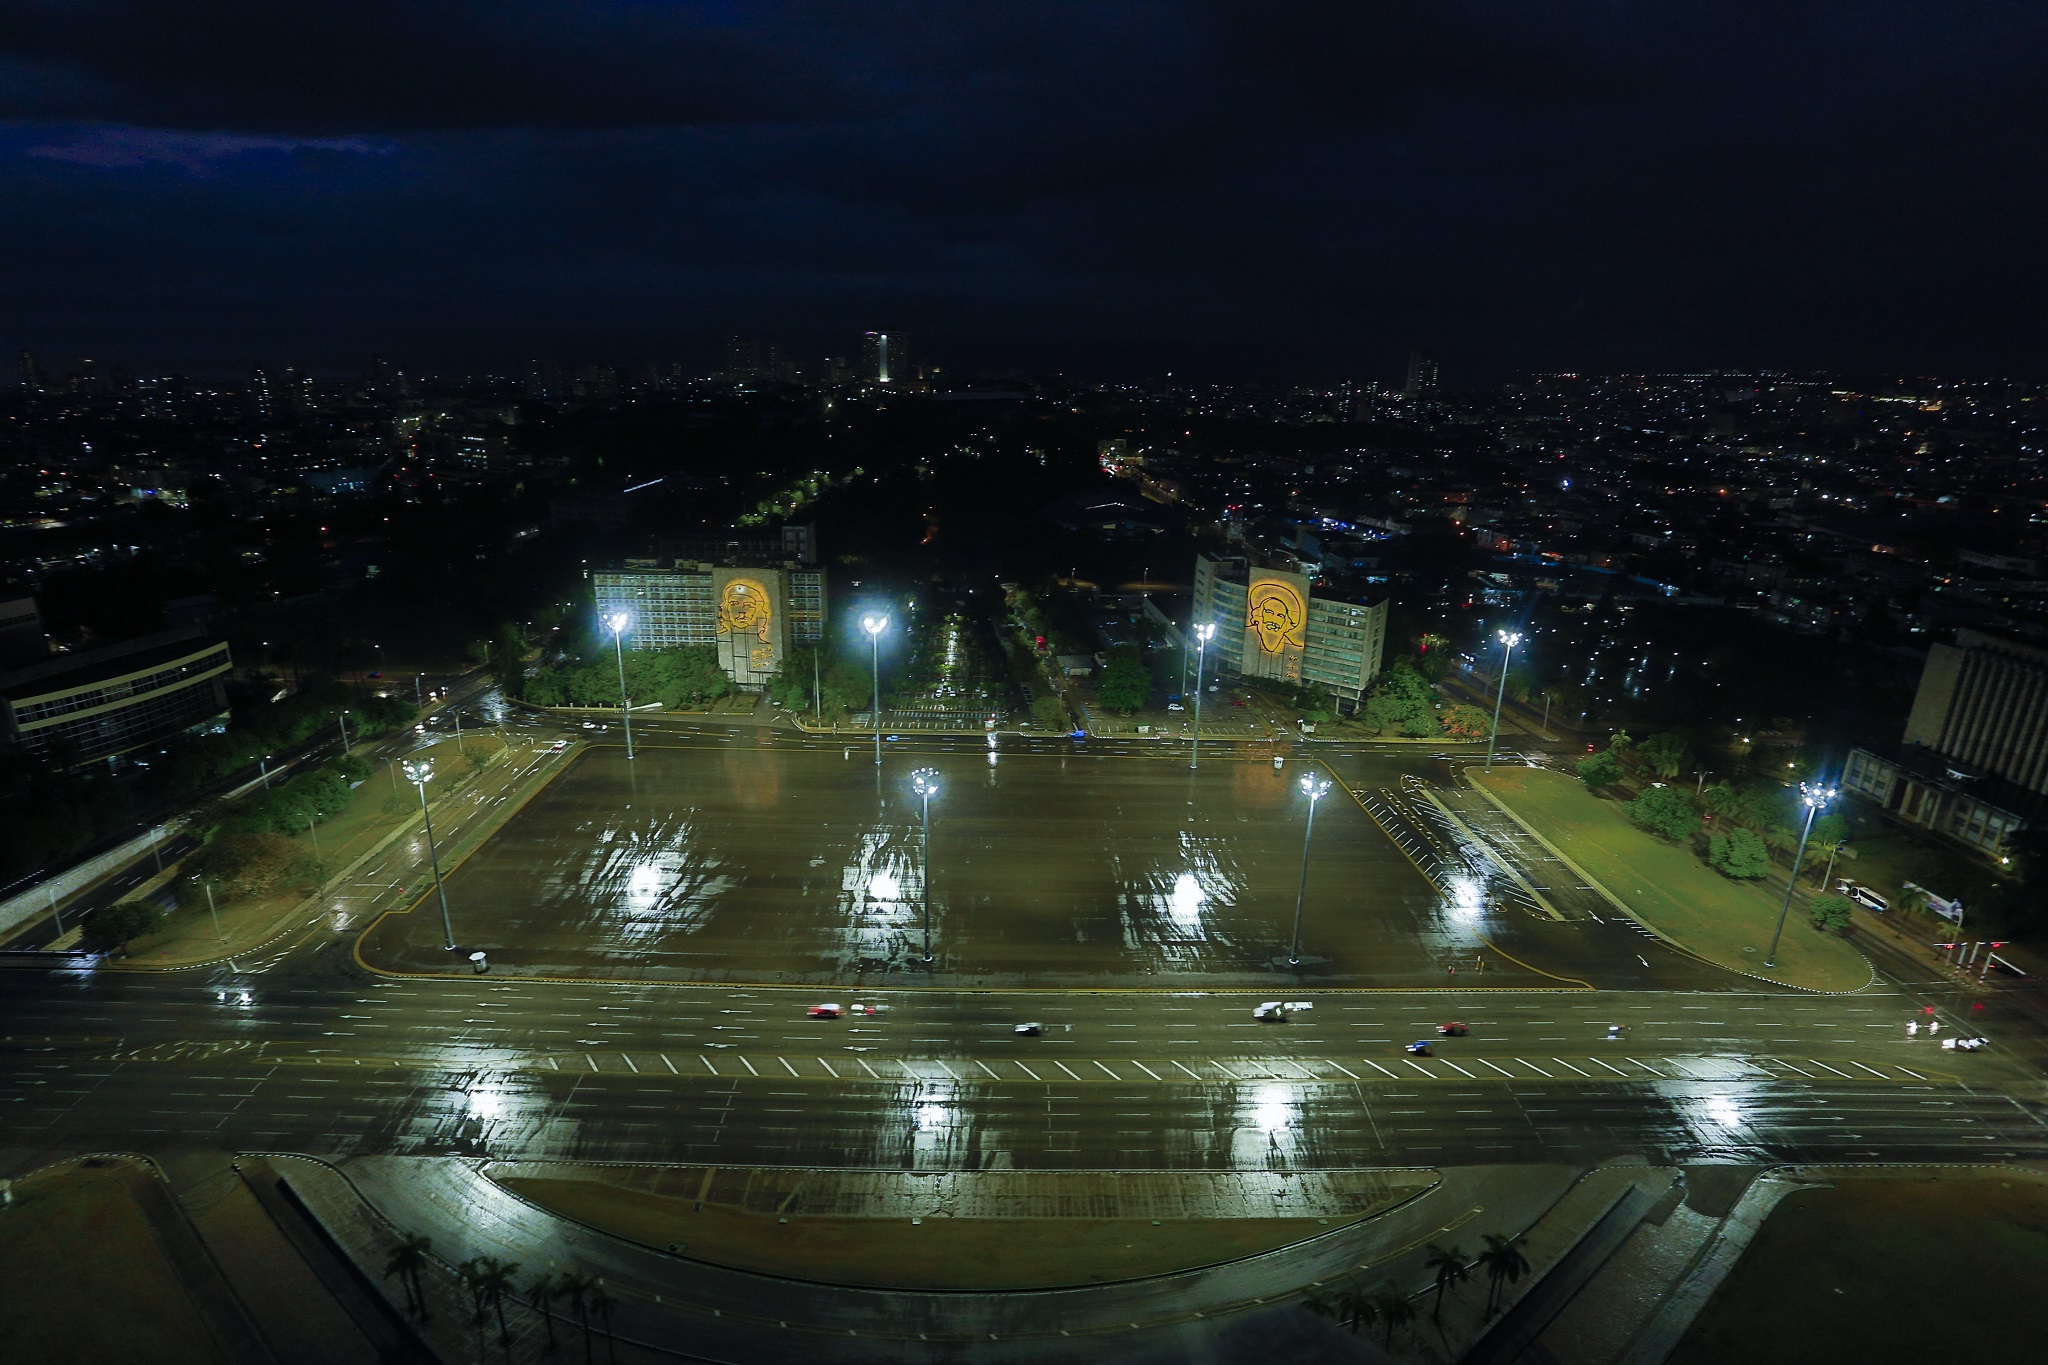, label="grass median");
[499,1175,1358,1290]
[122,735,508,964]
[0,1159,227,1364]
[1474,767,1871,992]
